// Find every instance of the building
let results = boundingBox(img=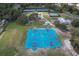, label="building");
[22,7,49,14]
[49,13,60,17]
[56,17,72,25]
